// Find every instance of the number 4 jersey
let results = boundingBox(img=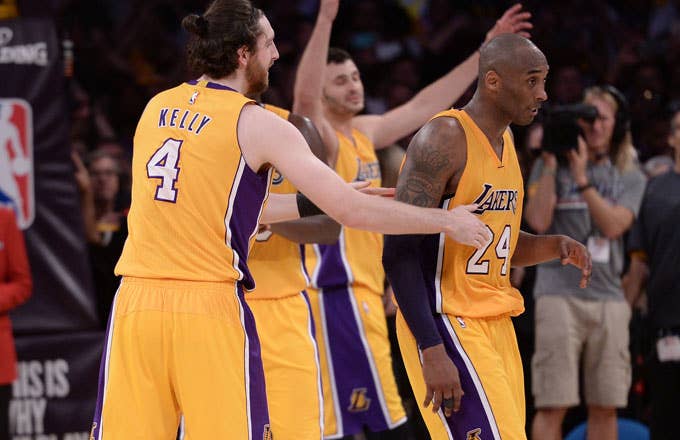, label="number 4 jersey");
[423,109,525,318]
[115,80,271,288]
